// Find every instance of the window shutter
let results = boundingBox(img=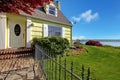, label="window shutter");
[62,27,65,38]
[43,24,48,37]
